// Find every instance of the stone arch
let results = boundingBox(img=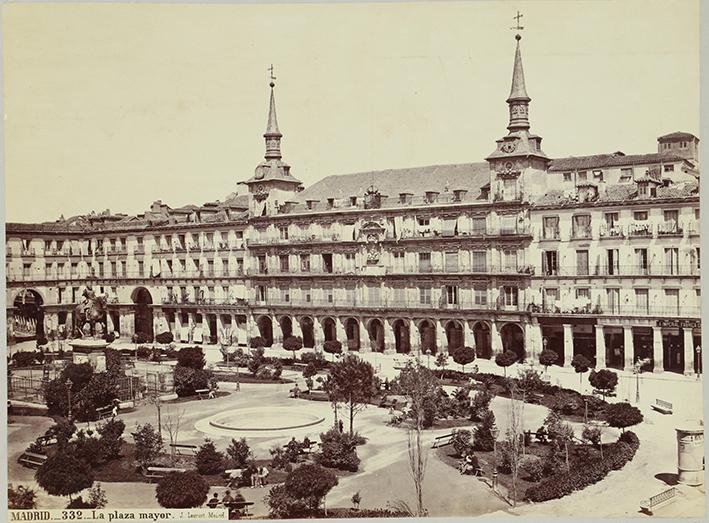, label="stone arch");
[132,287,154,340]
[279,316,293,339]
[393,319,410,353]
[473,321,492,359]
[11,288,45,340]
[344,317,360,351]
[367,318,385,352]
[418,319,436,353]
[300,316,315,348]
[321,317,337,342]
[500,322,525,360]
[445,319,464,351]
[256,315,274,347]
